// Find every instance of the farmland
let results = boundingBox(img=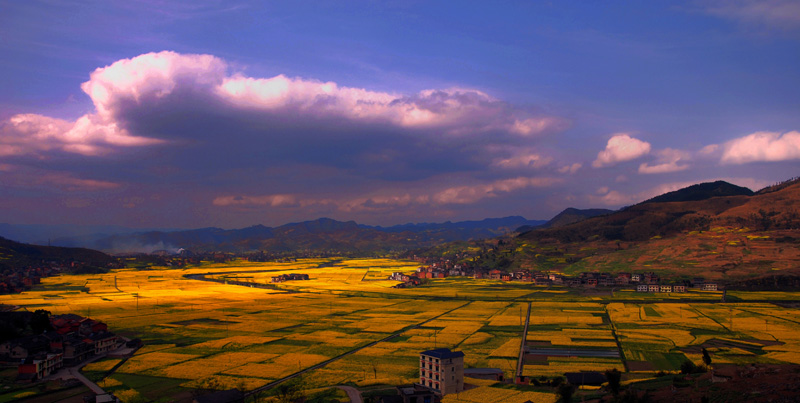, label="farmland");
[2,258,800,402]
